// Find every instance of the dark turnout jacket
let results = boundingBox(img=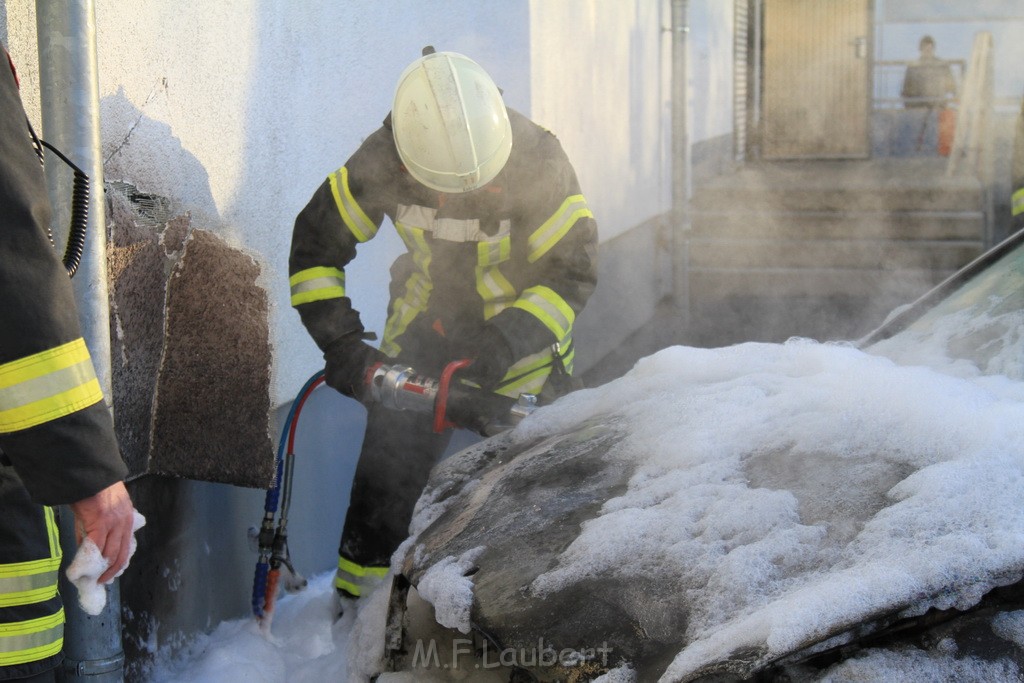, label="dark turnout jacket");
[0,47,127,678]
[290,109,598,398]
